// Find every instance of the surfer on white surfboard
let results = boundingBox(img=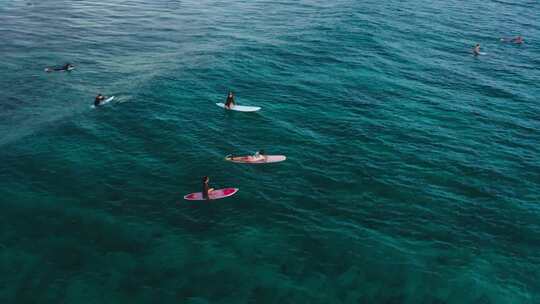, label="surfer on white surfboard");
[216,91,260,112]
[224,91,235,109]
[202,176,214,200]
